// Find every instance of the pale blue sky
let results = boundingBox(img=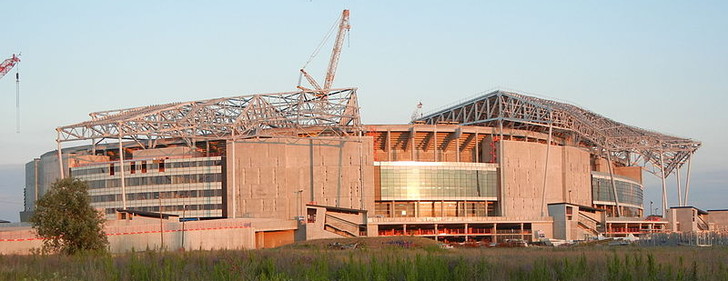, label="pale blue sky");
[0,1,726,221]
